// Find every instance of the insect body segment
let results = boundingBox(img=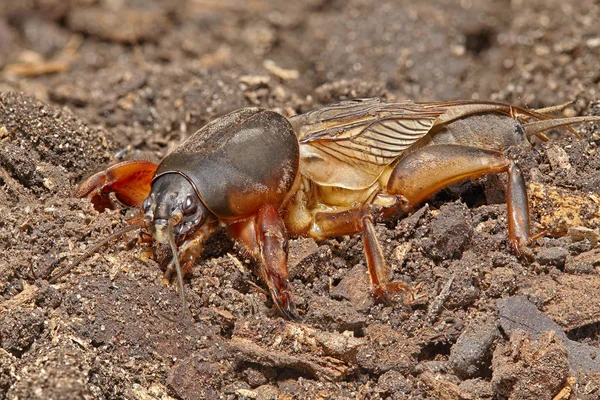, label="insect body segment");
[55,98,600,319]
